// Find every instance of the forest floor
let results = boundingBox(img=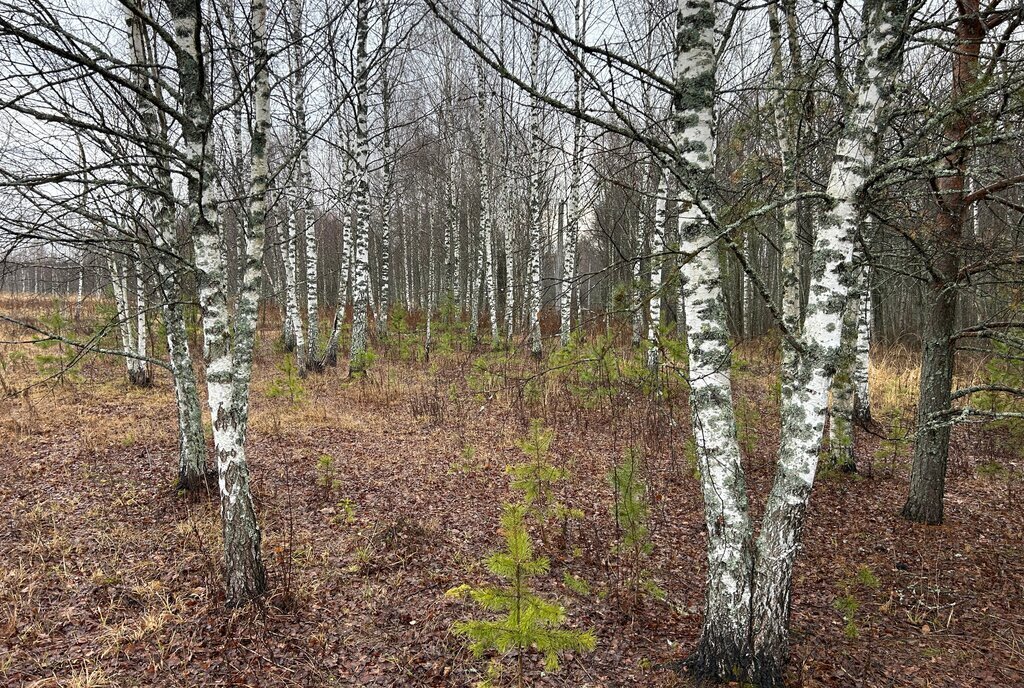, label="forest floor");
[1,298,1023,687]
